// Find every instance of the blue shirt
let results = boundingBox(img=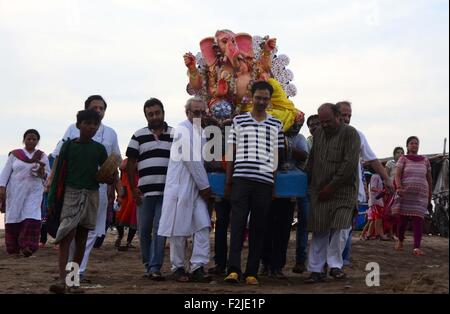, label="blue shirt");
[286,133,308,170]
